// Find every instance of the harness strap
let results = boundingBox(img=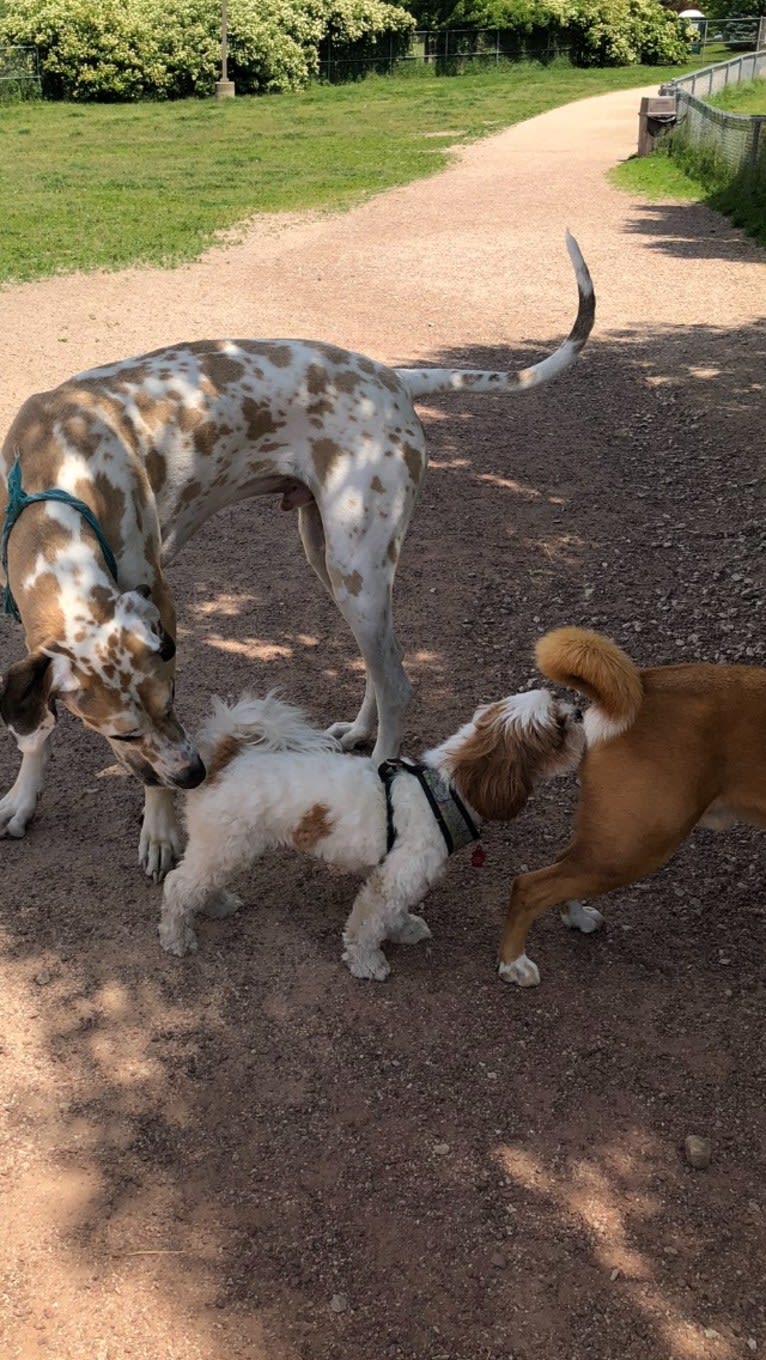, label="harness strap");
[2,454,120,621]
[377,757,480,857]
